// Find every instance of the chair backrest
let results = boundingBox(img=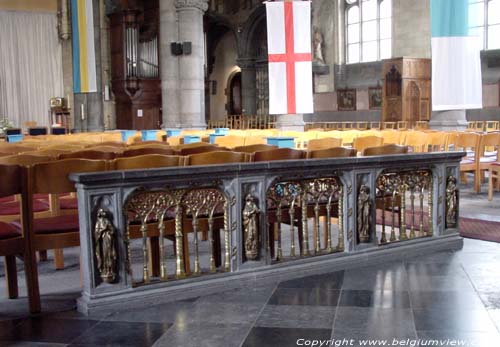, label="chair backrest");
[0,164,25,198]
[214,135,246,149]
[31,159,107,194]
[307,147,357,159]
[186,151,248,166]
[380,129,402,145]
[25,149,72,157]
[0,154,55,166]
[456,132,481,155]
[176,142,217,150]
[178,145,229,156]
[122,147,176,157]
[243,136,267,146]
[233,144,278,153]
[59,149,118,160]
[307,137,342,150]
[0,144,39,154]
[253,148,305,162]
[113,154,184,170]
[43,144,85,152]
[84,145,123,153]
[426,131,449,152]
[352,136,384,153]
[403,131,429,152]
[479,132,500,160]
[92,141,126,148]
[126,142,172,149]
[362,144,409,156]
